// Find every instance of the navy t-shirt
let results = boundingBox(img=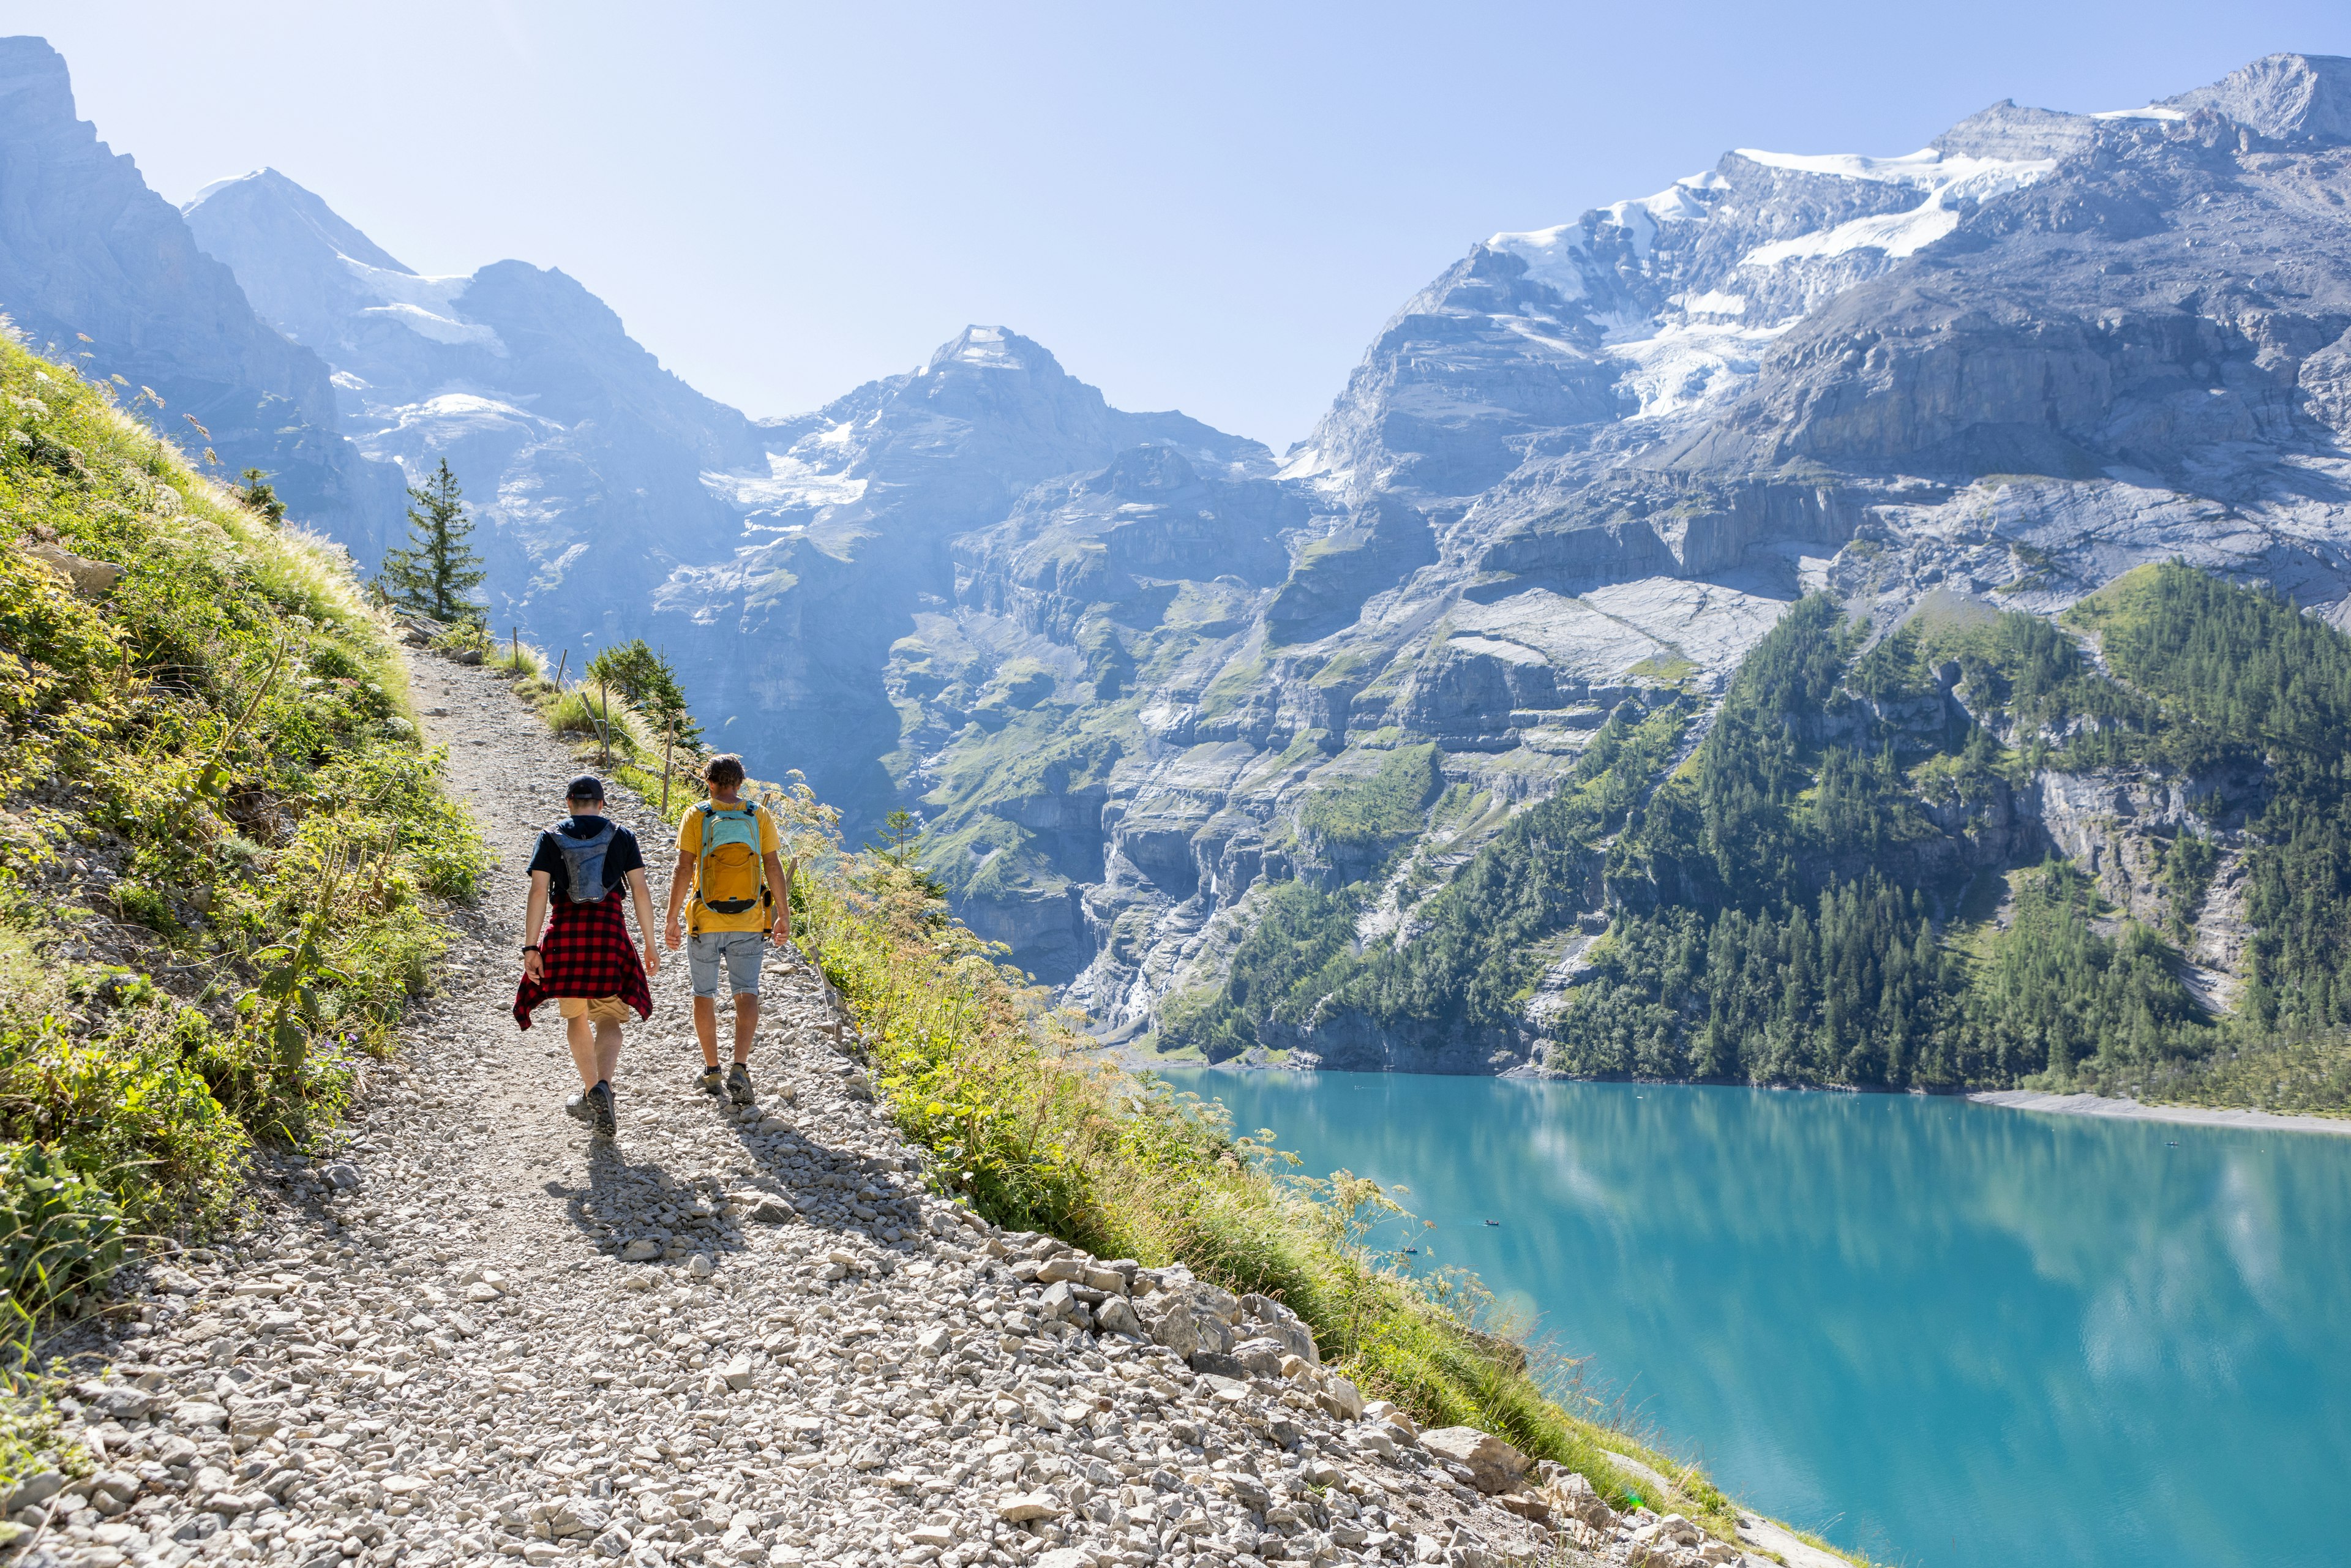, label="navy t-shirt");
[530,815,645,901]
